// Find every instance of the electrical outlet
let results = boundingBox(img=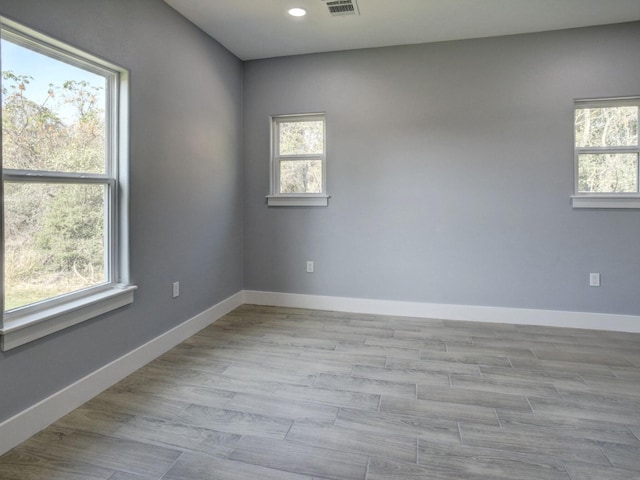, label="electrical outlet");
[172,281,180,297]
[589,273,600,287]
[306,261,314,273]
